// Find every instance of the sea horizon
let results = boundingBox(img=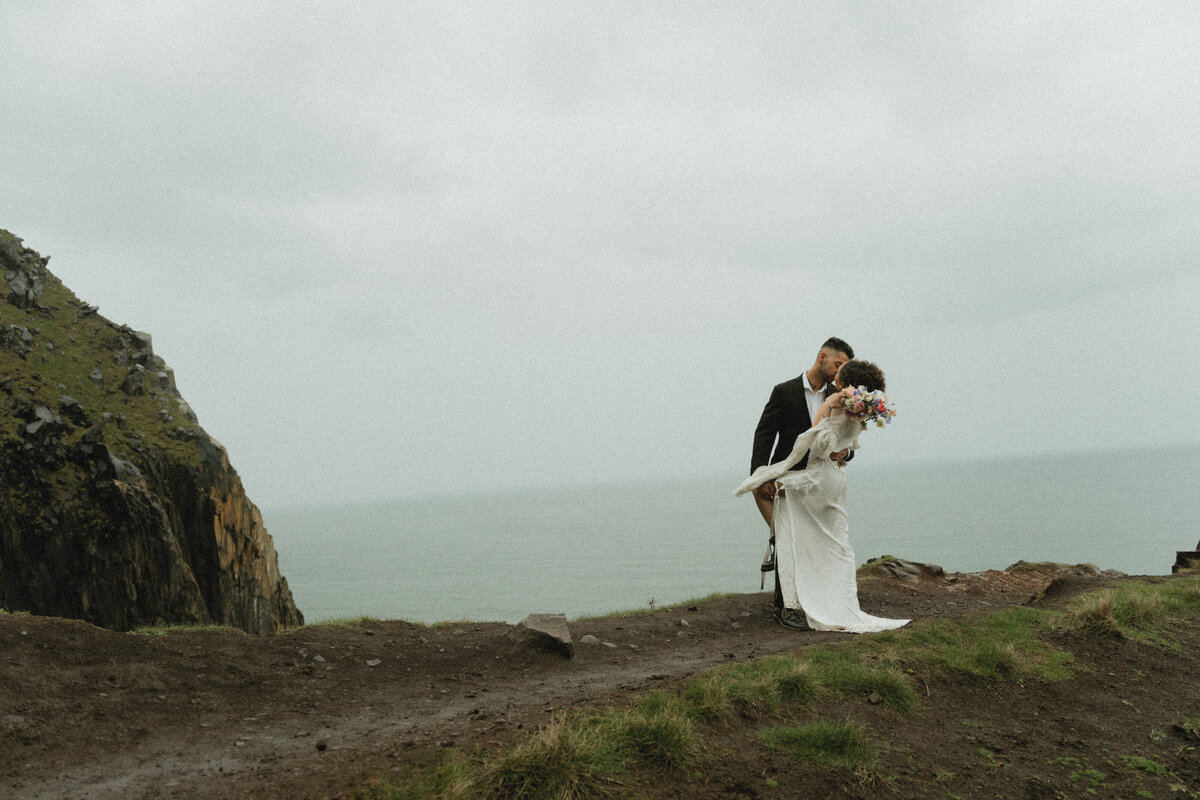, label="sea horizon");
[260,439,1200,512]
[263,441,1200,625]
